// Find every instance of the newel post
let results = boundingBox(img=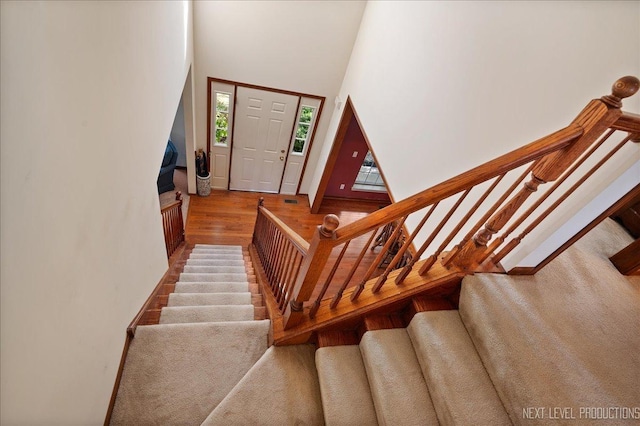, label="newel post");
[451,76,639,271]
[282,214,339,329]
